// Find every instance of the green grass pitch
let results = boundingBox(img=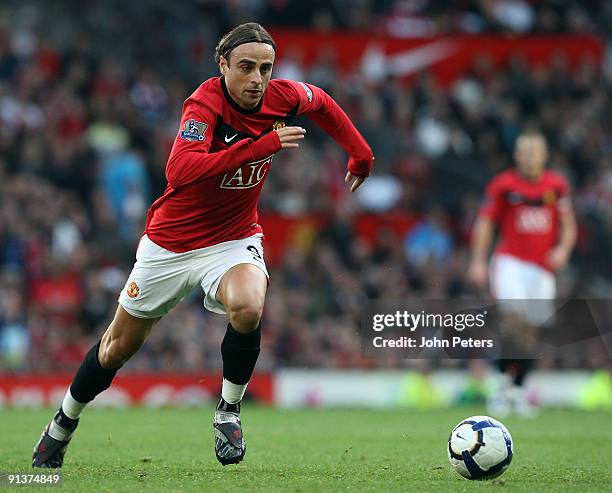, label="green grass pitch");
[2,406,610,492]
